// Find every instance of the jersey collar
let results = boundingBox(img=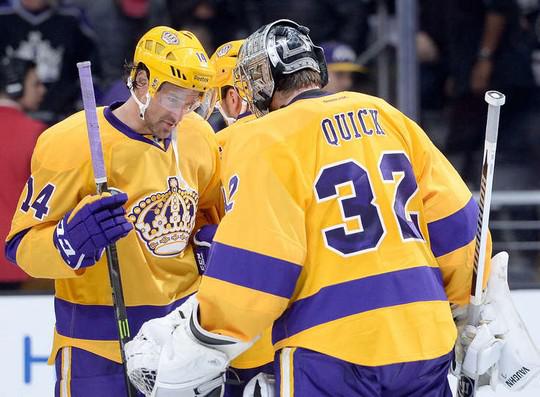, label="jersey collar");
[287,89,331,106]
[104,102,171,151]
